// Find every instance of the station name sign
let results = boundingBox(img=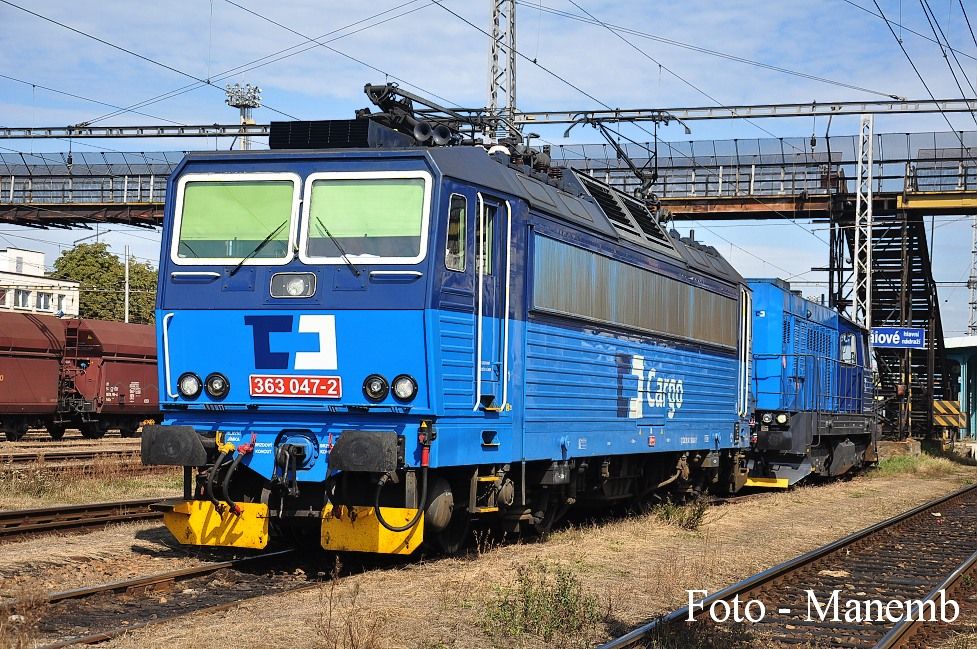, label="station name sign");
[870,327,926,349]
